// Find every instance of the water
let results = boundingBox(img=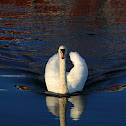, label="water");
[0,0,126,125]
